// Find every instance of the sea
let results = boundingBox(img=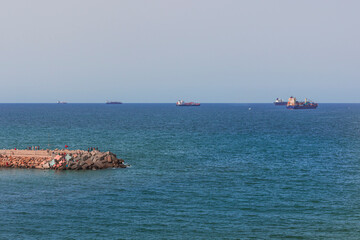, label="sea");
[0,103,359,239]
